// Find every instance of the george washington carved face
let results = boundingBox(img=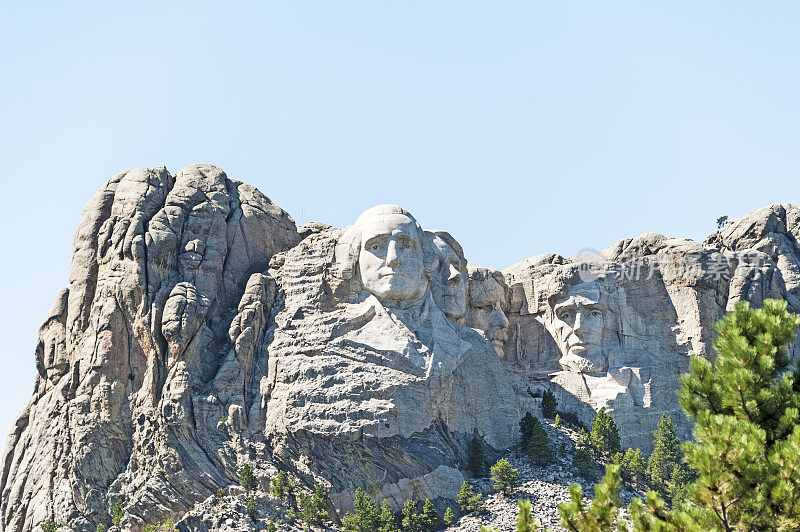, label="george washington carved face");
[336,205,438,308]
